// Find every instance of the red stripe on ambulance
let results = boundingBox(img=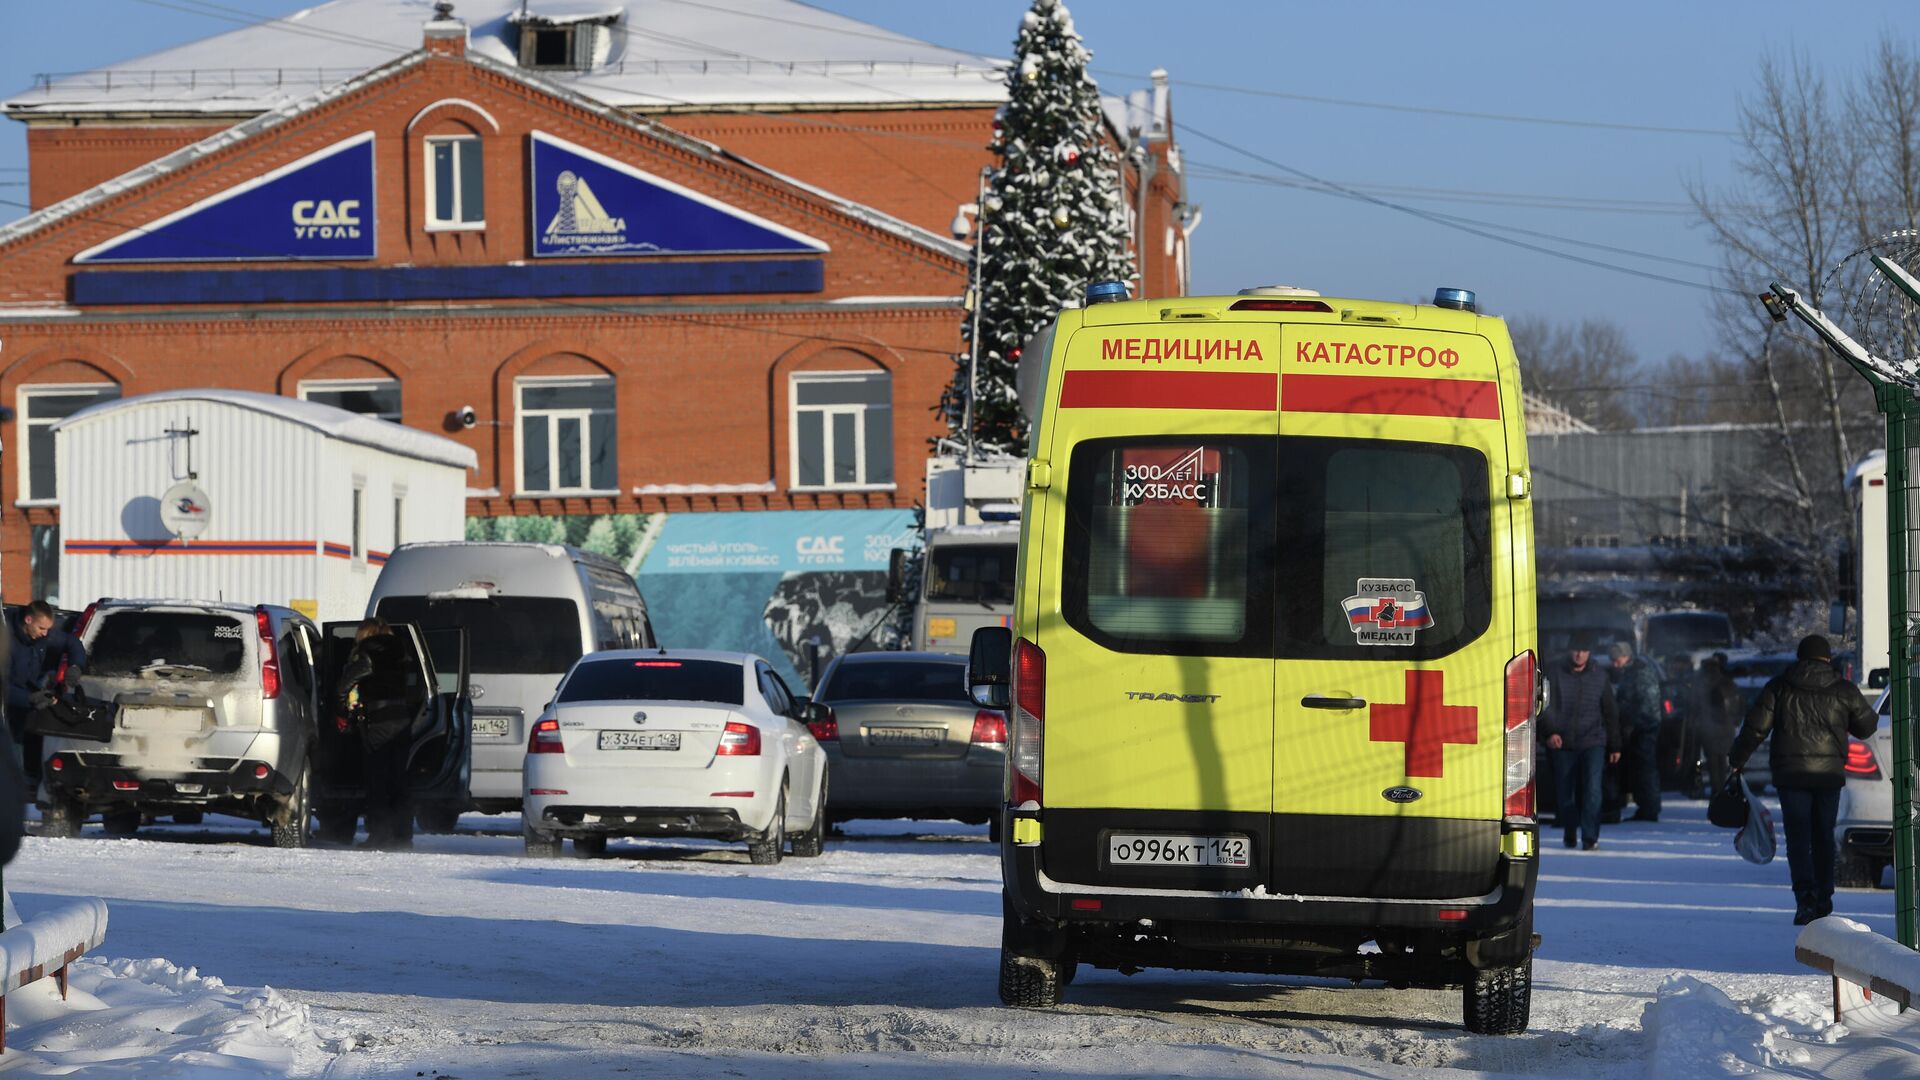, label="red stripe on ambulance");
[1282,373,1500,420]
[1059,371,1277,411]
